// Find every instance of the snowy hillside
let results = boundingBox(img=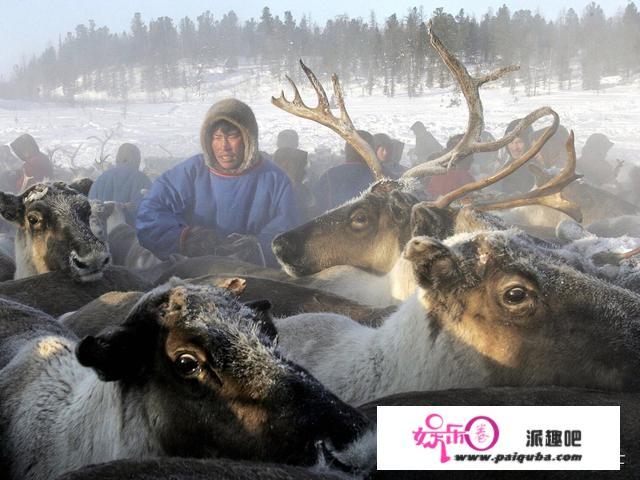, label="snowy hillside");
[0,66,639,174]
